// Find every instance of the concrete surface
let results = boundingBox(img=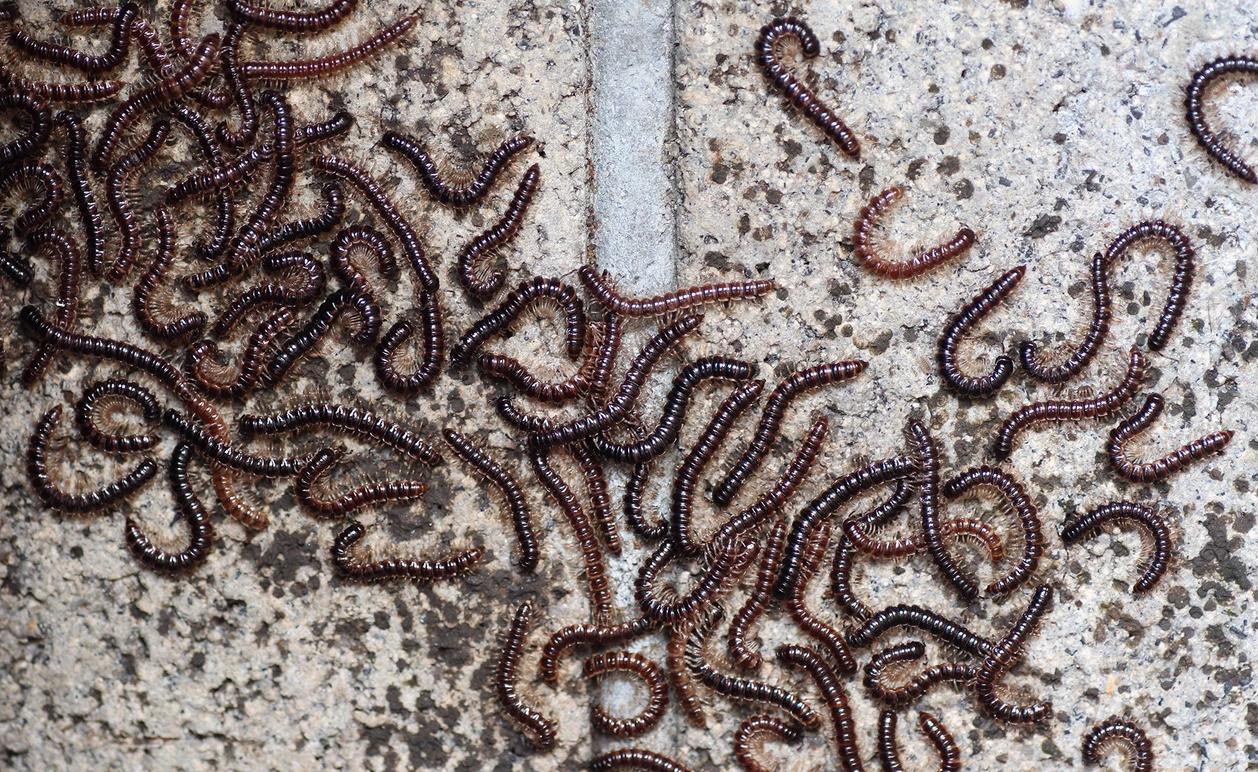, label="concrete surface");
[1,0,1256,770]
